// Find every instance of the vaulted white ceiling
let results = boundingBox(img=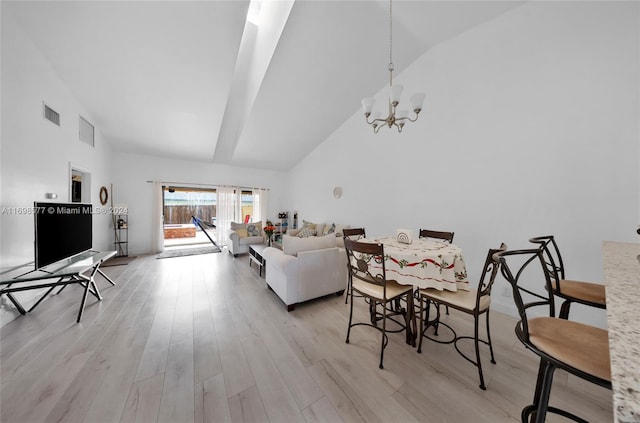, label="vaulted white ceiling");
[4,1,521,171]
